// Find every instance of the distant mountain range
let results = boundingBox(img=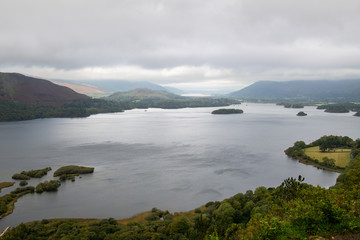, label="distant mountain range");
[52,79,182,96]
[0,73,89,106]
[229,80,360,101]
[106,88,183,101]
